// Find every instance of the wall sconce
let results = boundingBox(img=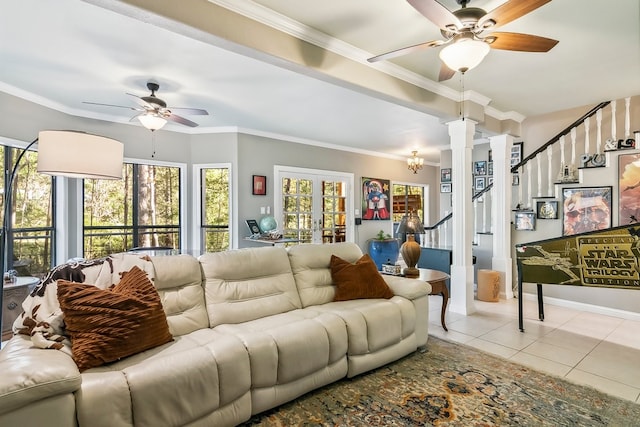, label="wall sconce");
[407,151,424,174]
